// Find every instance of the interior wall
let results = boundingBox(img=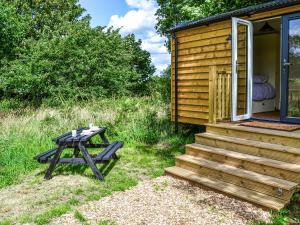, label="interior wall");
[253,31,280,111]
